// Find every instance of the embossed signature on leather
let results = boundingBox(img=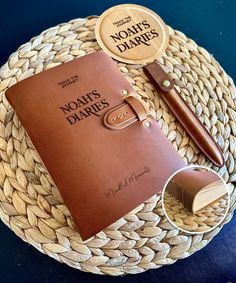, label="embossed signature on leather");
[5,51,185,240]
